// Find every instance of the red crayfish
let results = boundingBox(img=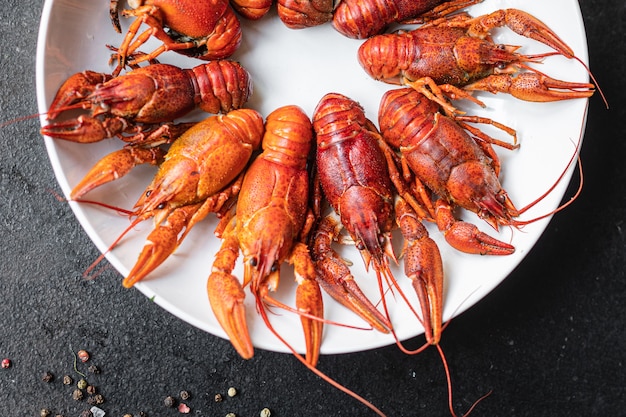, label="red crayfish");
[333,0,482,39]
[358,9,595,105]
[277,0,334,29]
[109,0,242,75]
[41,61,252,145]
